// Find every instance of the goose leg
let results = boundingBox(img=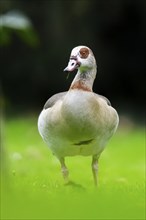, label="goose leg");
[92,155,99,186]
[59,157,69,183]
